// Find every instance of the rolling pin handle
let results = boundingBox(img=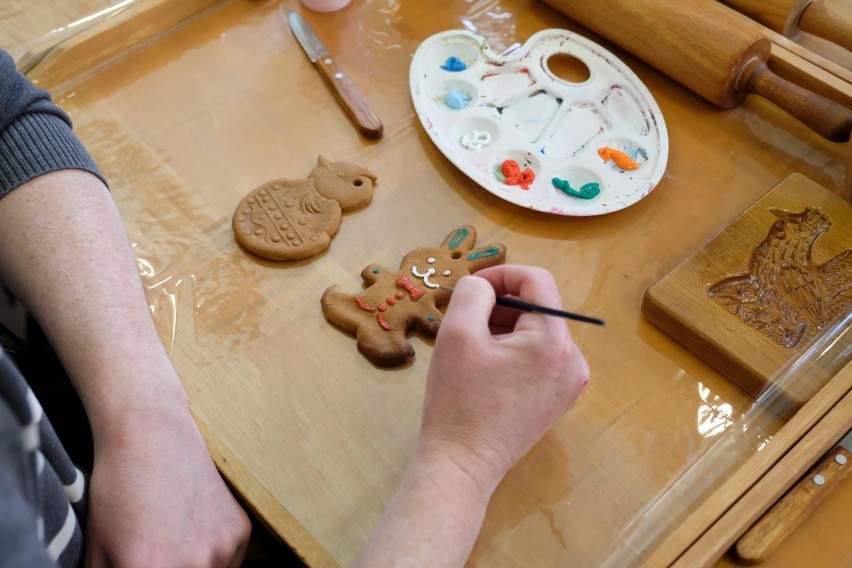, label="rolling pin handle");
[742,60,852,143]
